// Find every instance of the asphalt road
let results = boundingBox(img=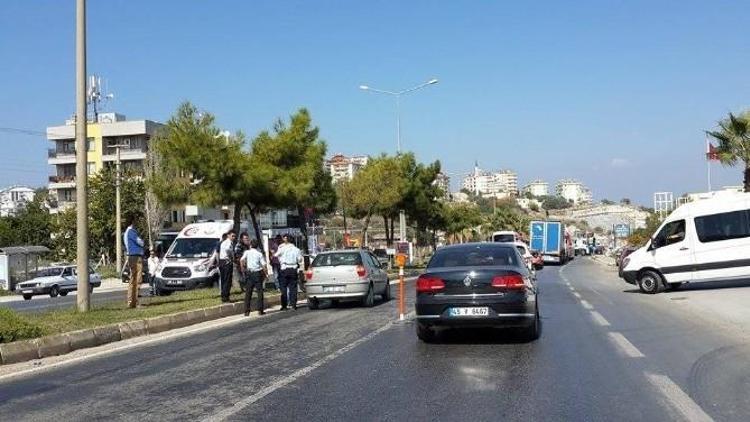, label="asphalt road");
[0,285,148,313]
[1,258,749,421]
